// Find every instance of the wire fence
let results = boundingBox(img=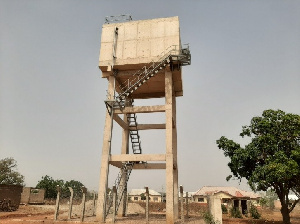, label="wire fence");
[53,186,97,221]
